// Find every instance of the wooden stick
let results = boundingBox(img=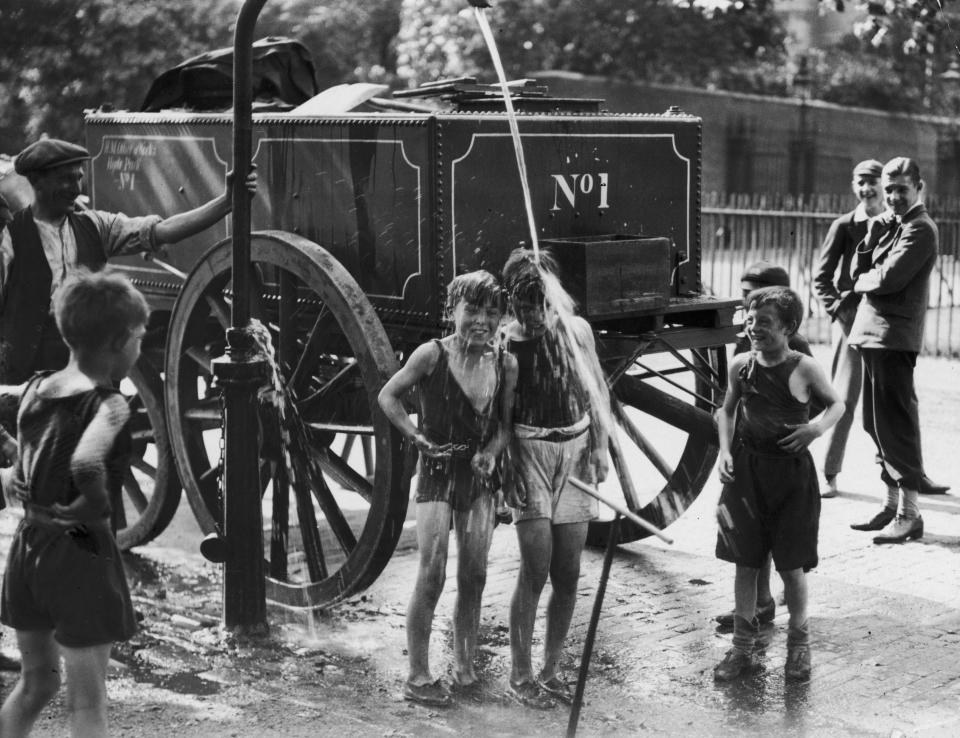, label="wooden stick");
[567,515,620,738]
[568,476,674,545]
